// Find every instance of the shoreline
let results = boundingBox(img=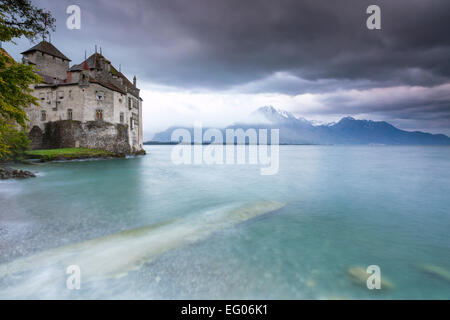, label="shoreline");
[24,147,146,163]
[0,148,146,180]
